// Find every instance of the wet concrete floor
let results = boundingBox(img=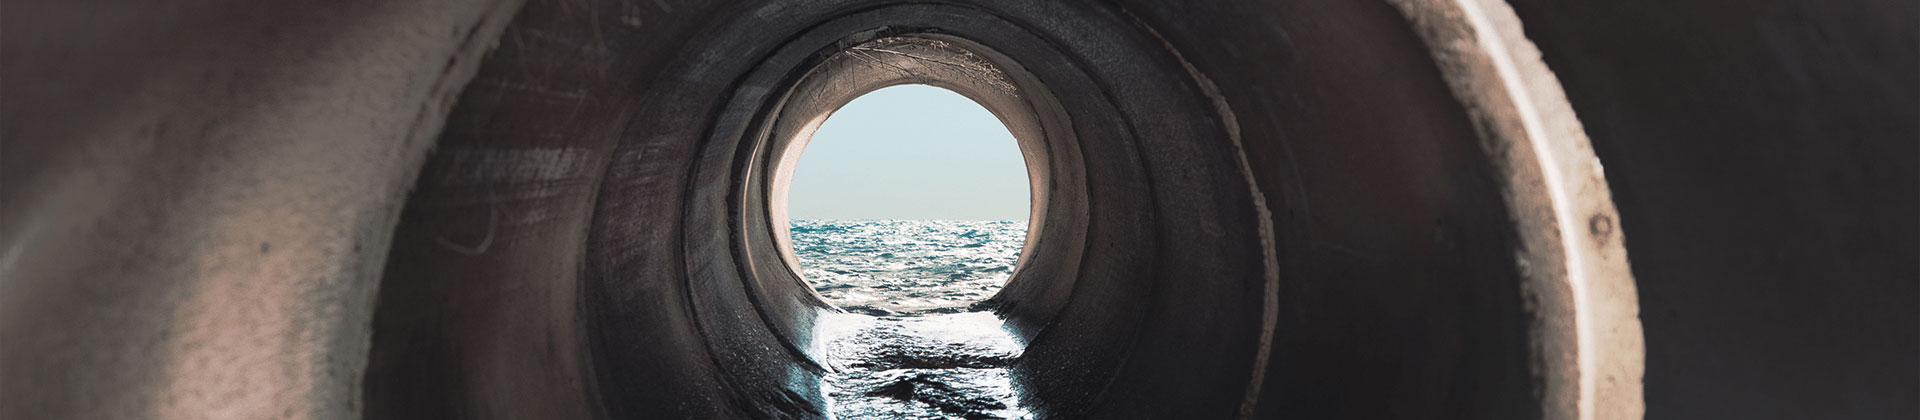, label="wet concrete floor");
[815,311,1028,419]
